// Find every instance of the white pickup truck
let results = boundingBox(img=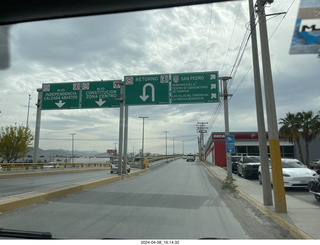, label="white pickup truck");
[110,159,131,174]
[186,154,195,162]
